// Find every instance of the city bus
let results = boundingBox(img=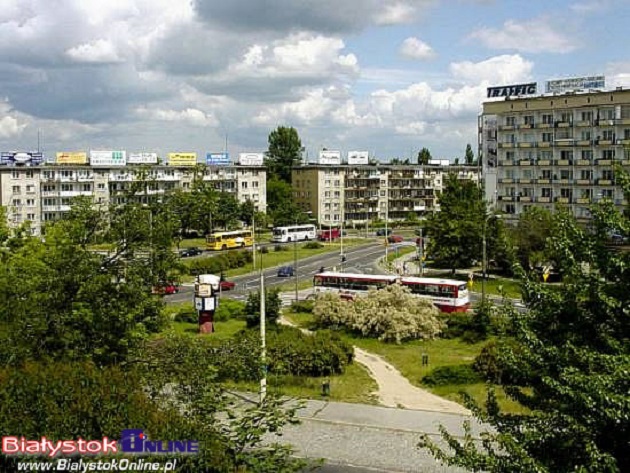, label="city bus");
[318,228,341,242]
[312,272,399,300]
[206,230,253,251]
[272,224,317,243]
[400,277,470,313]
